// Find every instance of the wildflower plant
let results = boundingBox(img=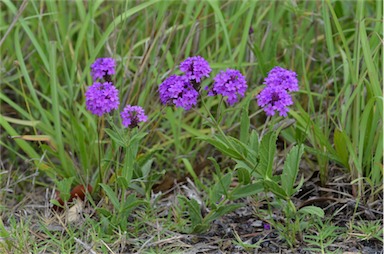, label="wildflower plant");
[159,58,323,245]
[83,57,149,231]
